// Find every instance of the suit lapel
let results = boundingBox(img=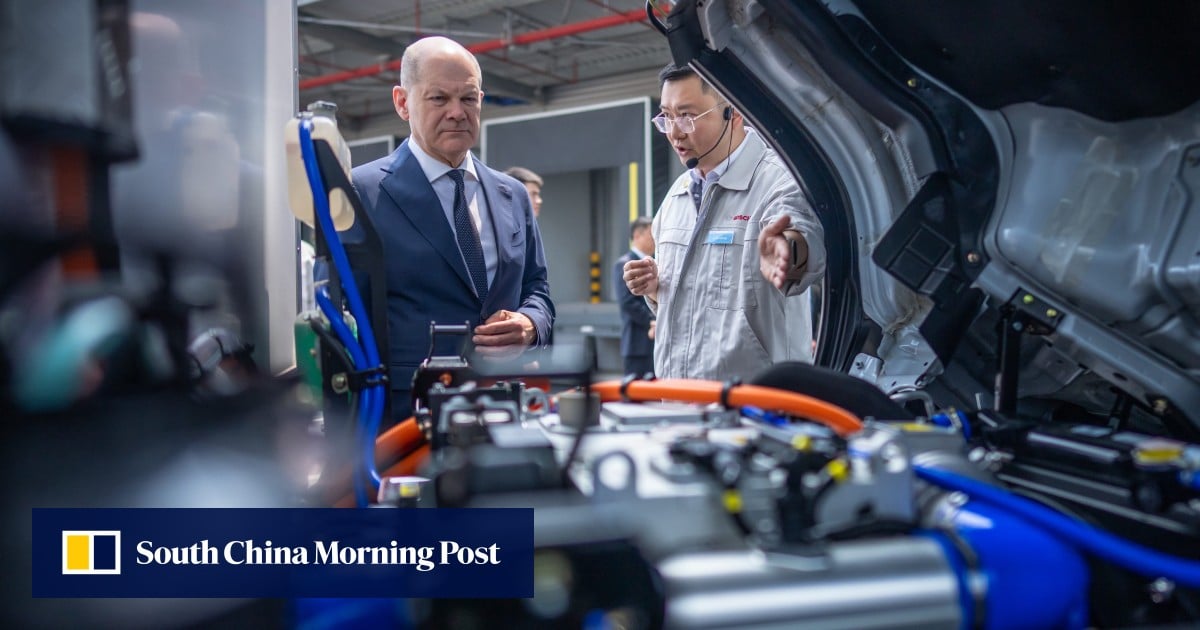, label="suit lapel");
[475,159,516,313]
[379,142,475,297]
